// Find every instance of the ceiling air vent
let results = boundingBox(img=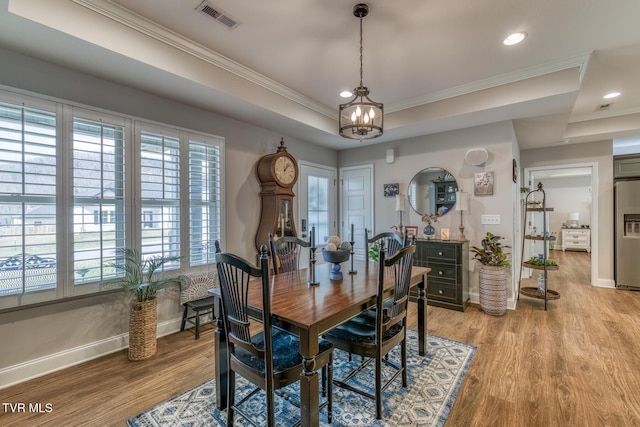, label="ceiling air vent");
[595,102,613,112]
[196,1,240,29]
